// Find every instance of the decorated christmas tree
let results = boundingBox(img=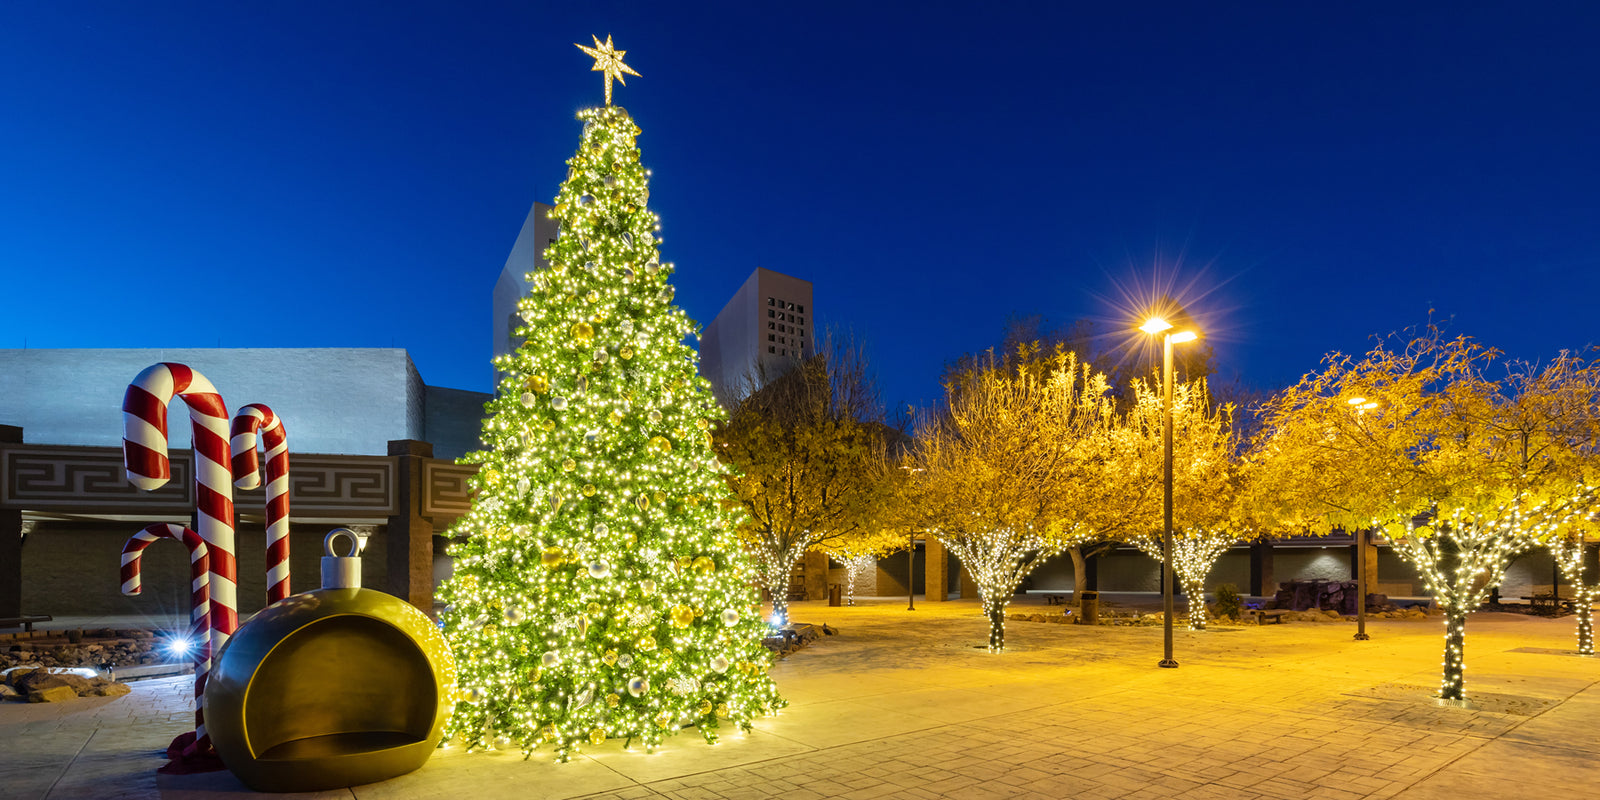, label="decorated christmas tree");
[438,36,782,760]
